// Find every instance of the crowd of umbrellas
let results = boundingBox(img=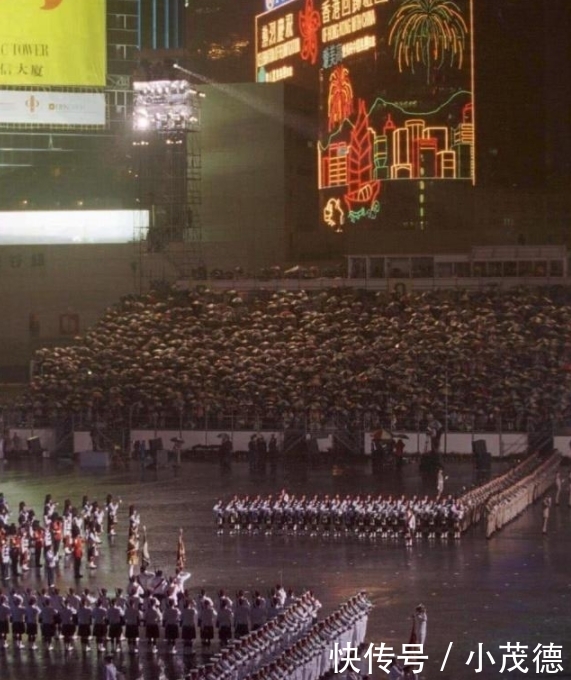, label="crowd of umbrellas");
[10,285,571,432]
